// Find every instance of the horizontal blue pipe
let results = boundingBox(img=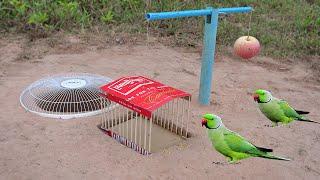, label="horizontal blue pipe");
[146,9,212,21]
[145,7,251,21]
[219,7,252,14]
